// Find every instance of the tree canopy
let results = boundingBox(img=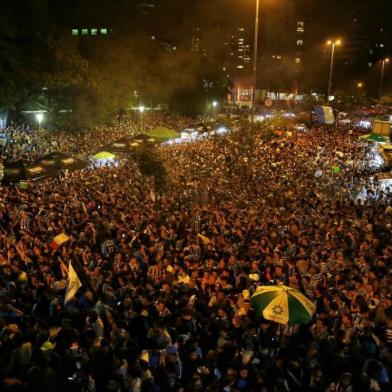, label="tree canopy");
[0,0,231,127]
